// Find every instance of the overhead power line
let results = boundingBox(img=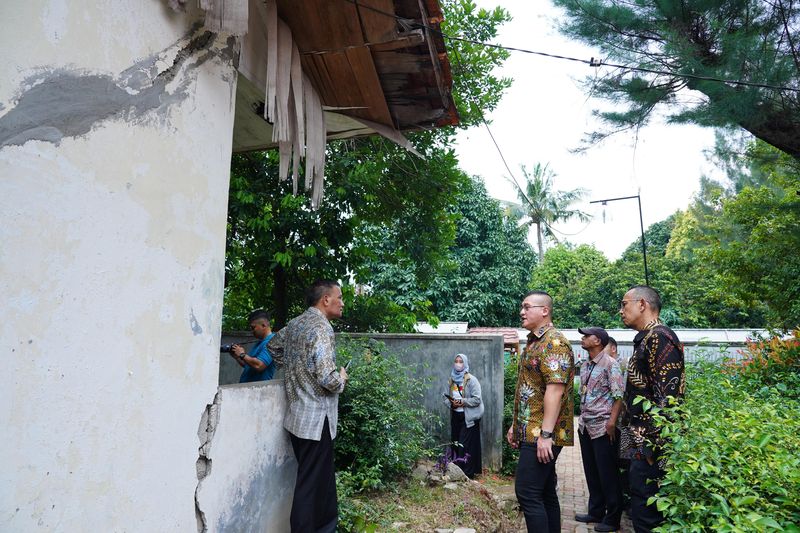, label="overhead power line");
[339,0,800,93]
[447,38,592,240]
